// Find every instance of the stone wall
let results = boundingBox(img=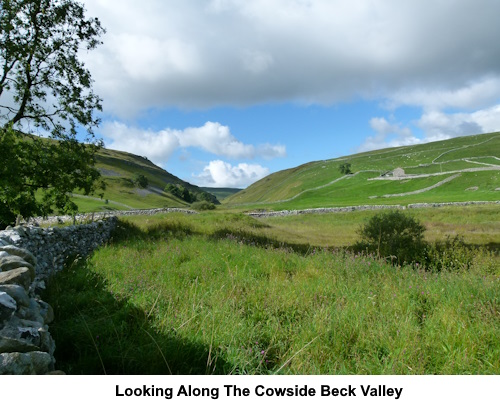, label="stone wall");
[248,201,500,218]
[29,207,197,227]
[248,205,405,217]
[0,217,117,374]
